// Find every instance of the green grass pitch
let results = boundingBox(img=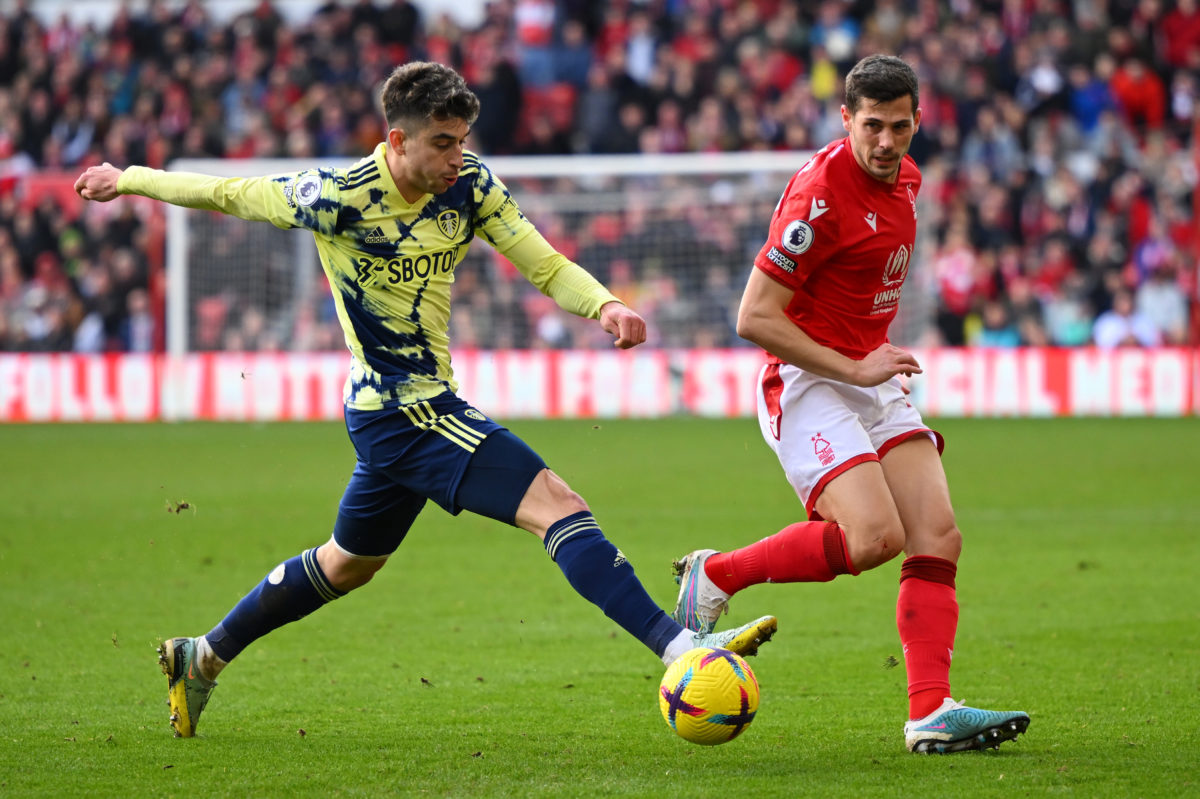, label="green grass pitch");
[0,417,1197,797]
